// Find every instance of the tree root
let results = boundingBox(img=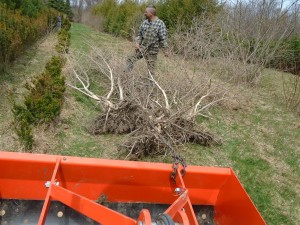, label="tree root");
[91,101,220,160]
